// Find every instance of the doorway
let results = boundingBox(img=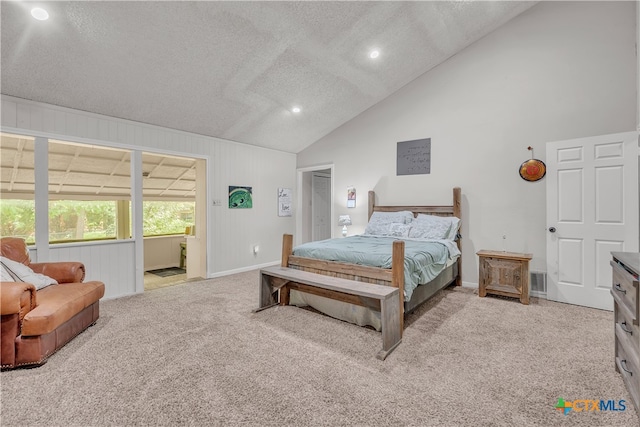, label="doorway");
[546,131,638,310]
[312,171,331,241]
[297,165,334,245]
[141,153,207,291]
